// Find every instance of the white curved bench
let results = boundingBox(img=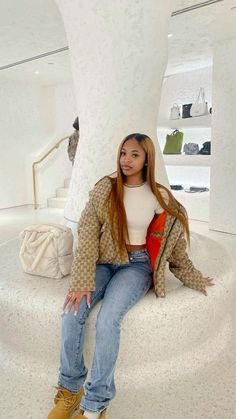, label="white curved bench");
[0,233,235,419]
